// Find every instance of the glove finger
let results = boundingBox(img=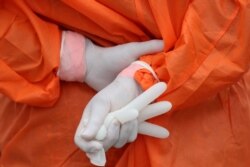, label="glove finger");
[80,103,92,129]
[74,103,92,143]
[138,122,169,138]
[74,134,103,153]
[114,120,136,148]
[103,119,120,151]
[117,40,164,62]
[121,82,167,112]
[128,120,138,142]
[81,95,110,140]
[138,101,172,122]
